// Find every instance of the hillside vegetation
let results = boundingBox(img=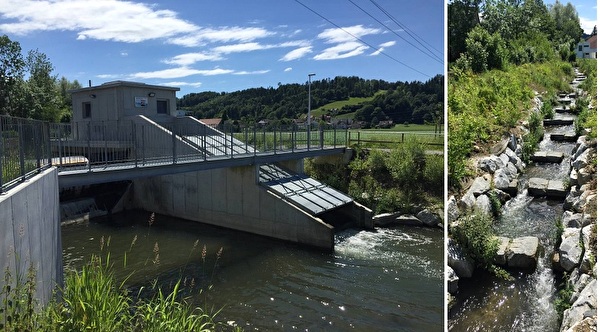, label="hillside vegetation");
[448,0,592,191]
[177,75,443,128]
